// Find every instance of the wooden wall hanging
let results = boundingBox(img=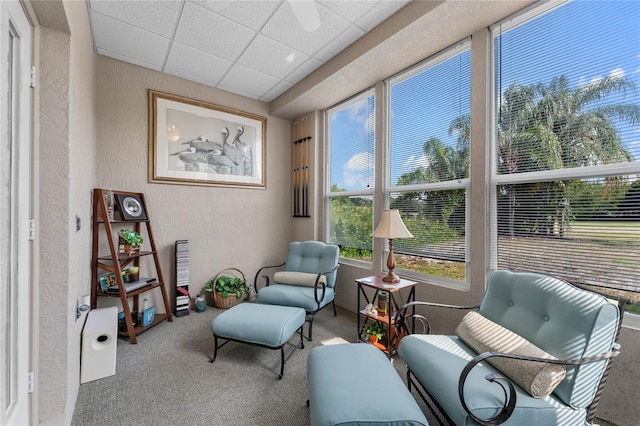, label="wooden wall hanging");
[293,117,311,217]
